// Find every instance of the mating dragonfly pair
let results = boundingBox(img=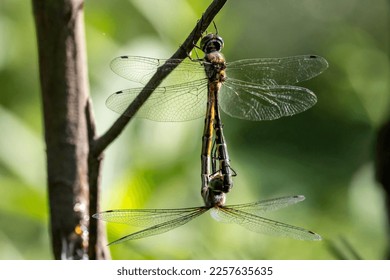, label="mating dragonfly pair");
[93,33,328,245]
